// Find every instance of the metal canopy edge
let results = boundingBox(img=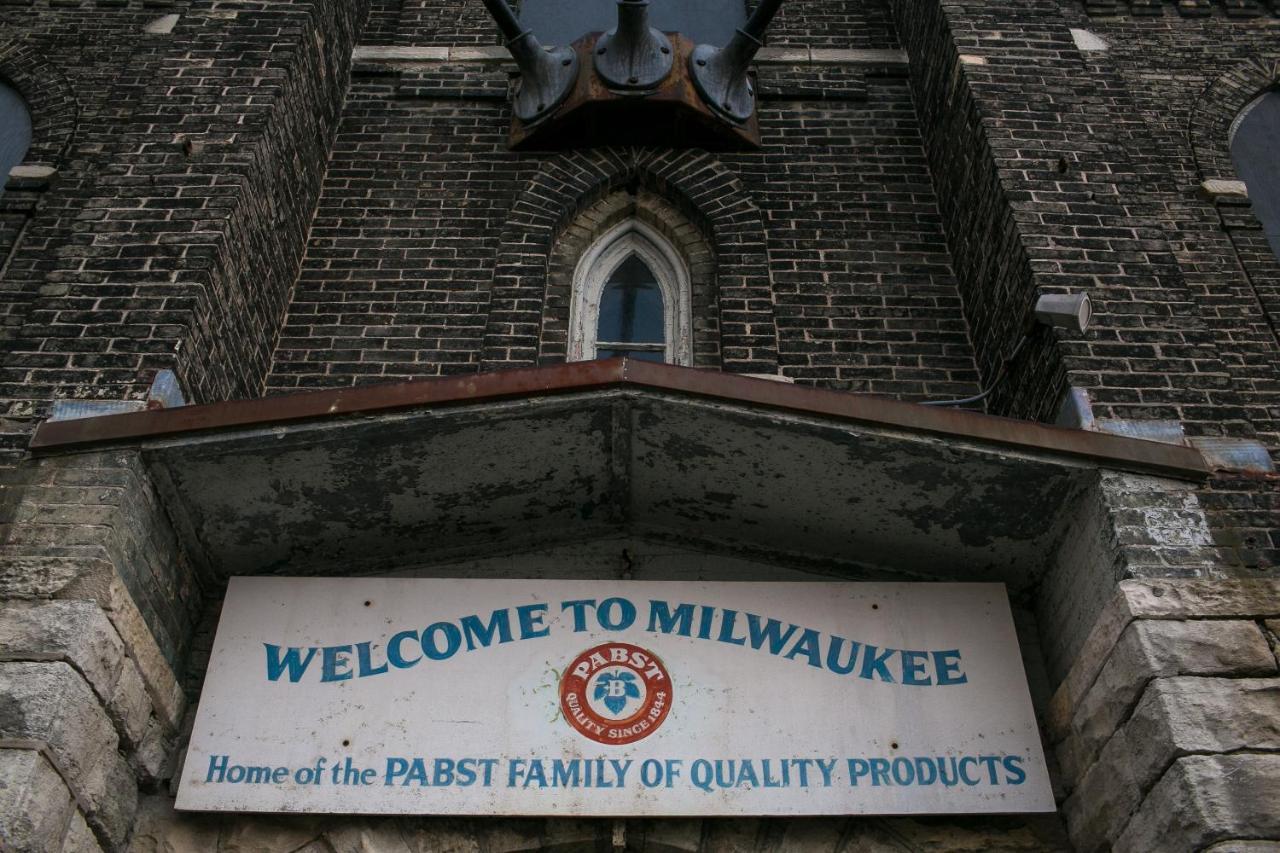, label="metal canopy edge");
[29,358,1209,480]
